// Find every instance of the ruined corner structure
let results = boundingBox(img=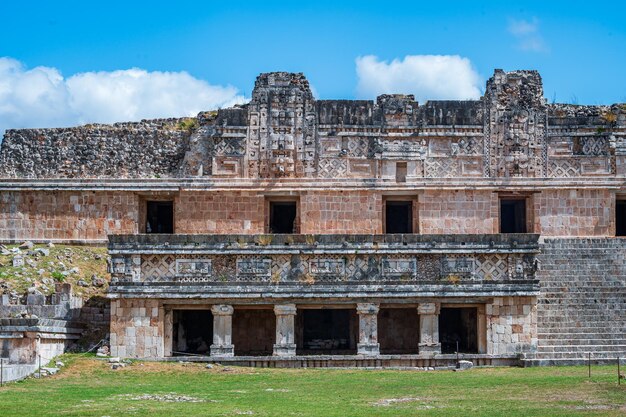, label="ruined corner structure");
[1,69,626,367]
[0,284,84,381]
